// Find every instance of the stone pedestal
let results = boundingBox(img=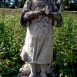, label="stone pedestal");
[18,63,55,77]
